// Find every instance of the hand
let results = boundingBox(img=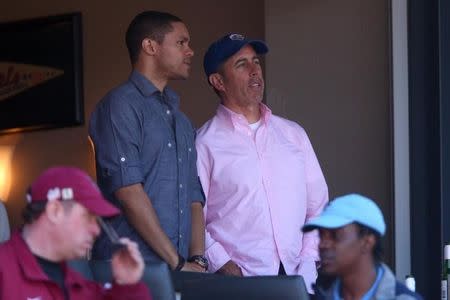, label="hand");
[216,260,243,276]
[181,261,206,272]
[111,238,145,285]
